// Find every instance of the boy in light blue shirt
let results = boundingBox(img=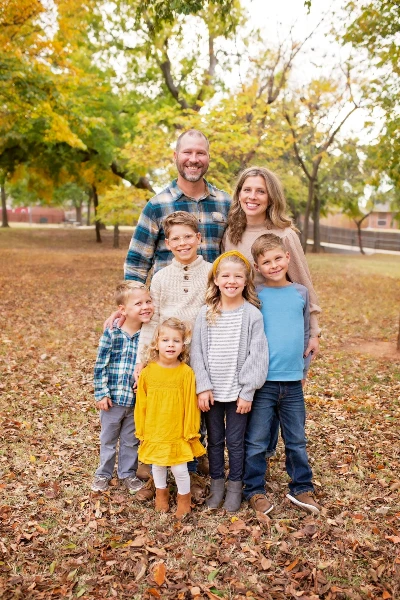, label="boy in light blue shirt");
[243,233,320,515]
